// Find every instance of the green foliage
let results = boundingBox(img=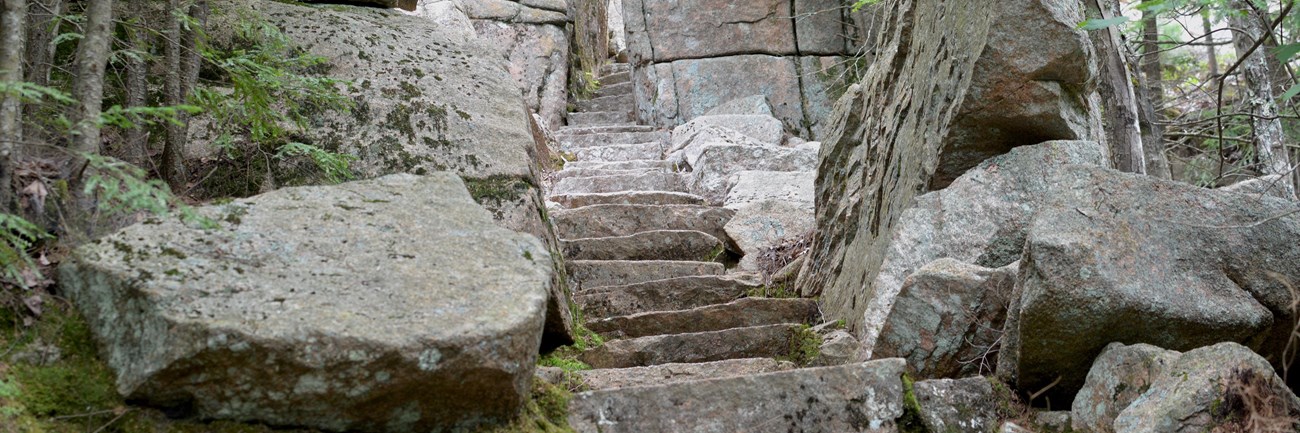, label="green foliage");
[897,374,927,433]
[0,214,50,289]
[81,154,215,229]
[778,325,822,366]
[849,0,883,12]
[275,142,356,184]
[478,381,575,433]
